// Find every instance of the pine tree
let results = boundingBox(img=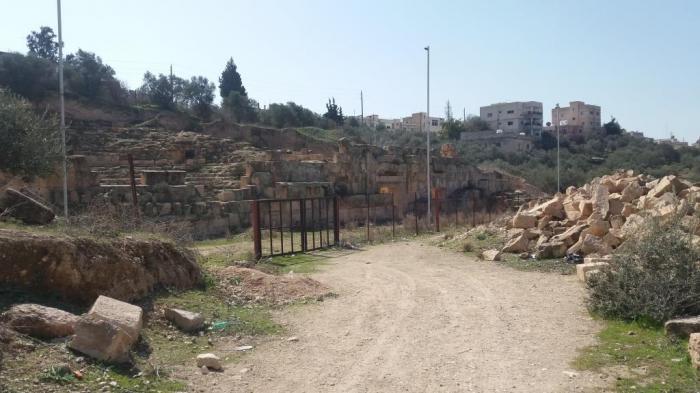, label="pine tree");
[218,58,247,99]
